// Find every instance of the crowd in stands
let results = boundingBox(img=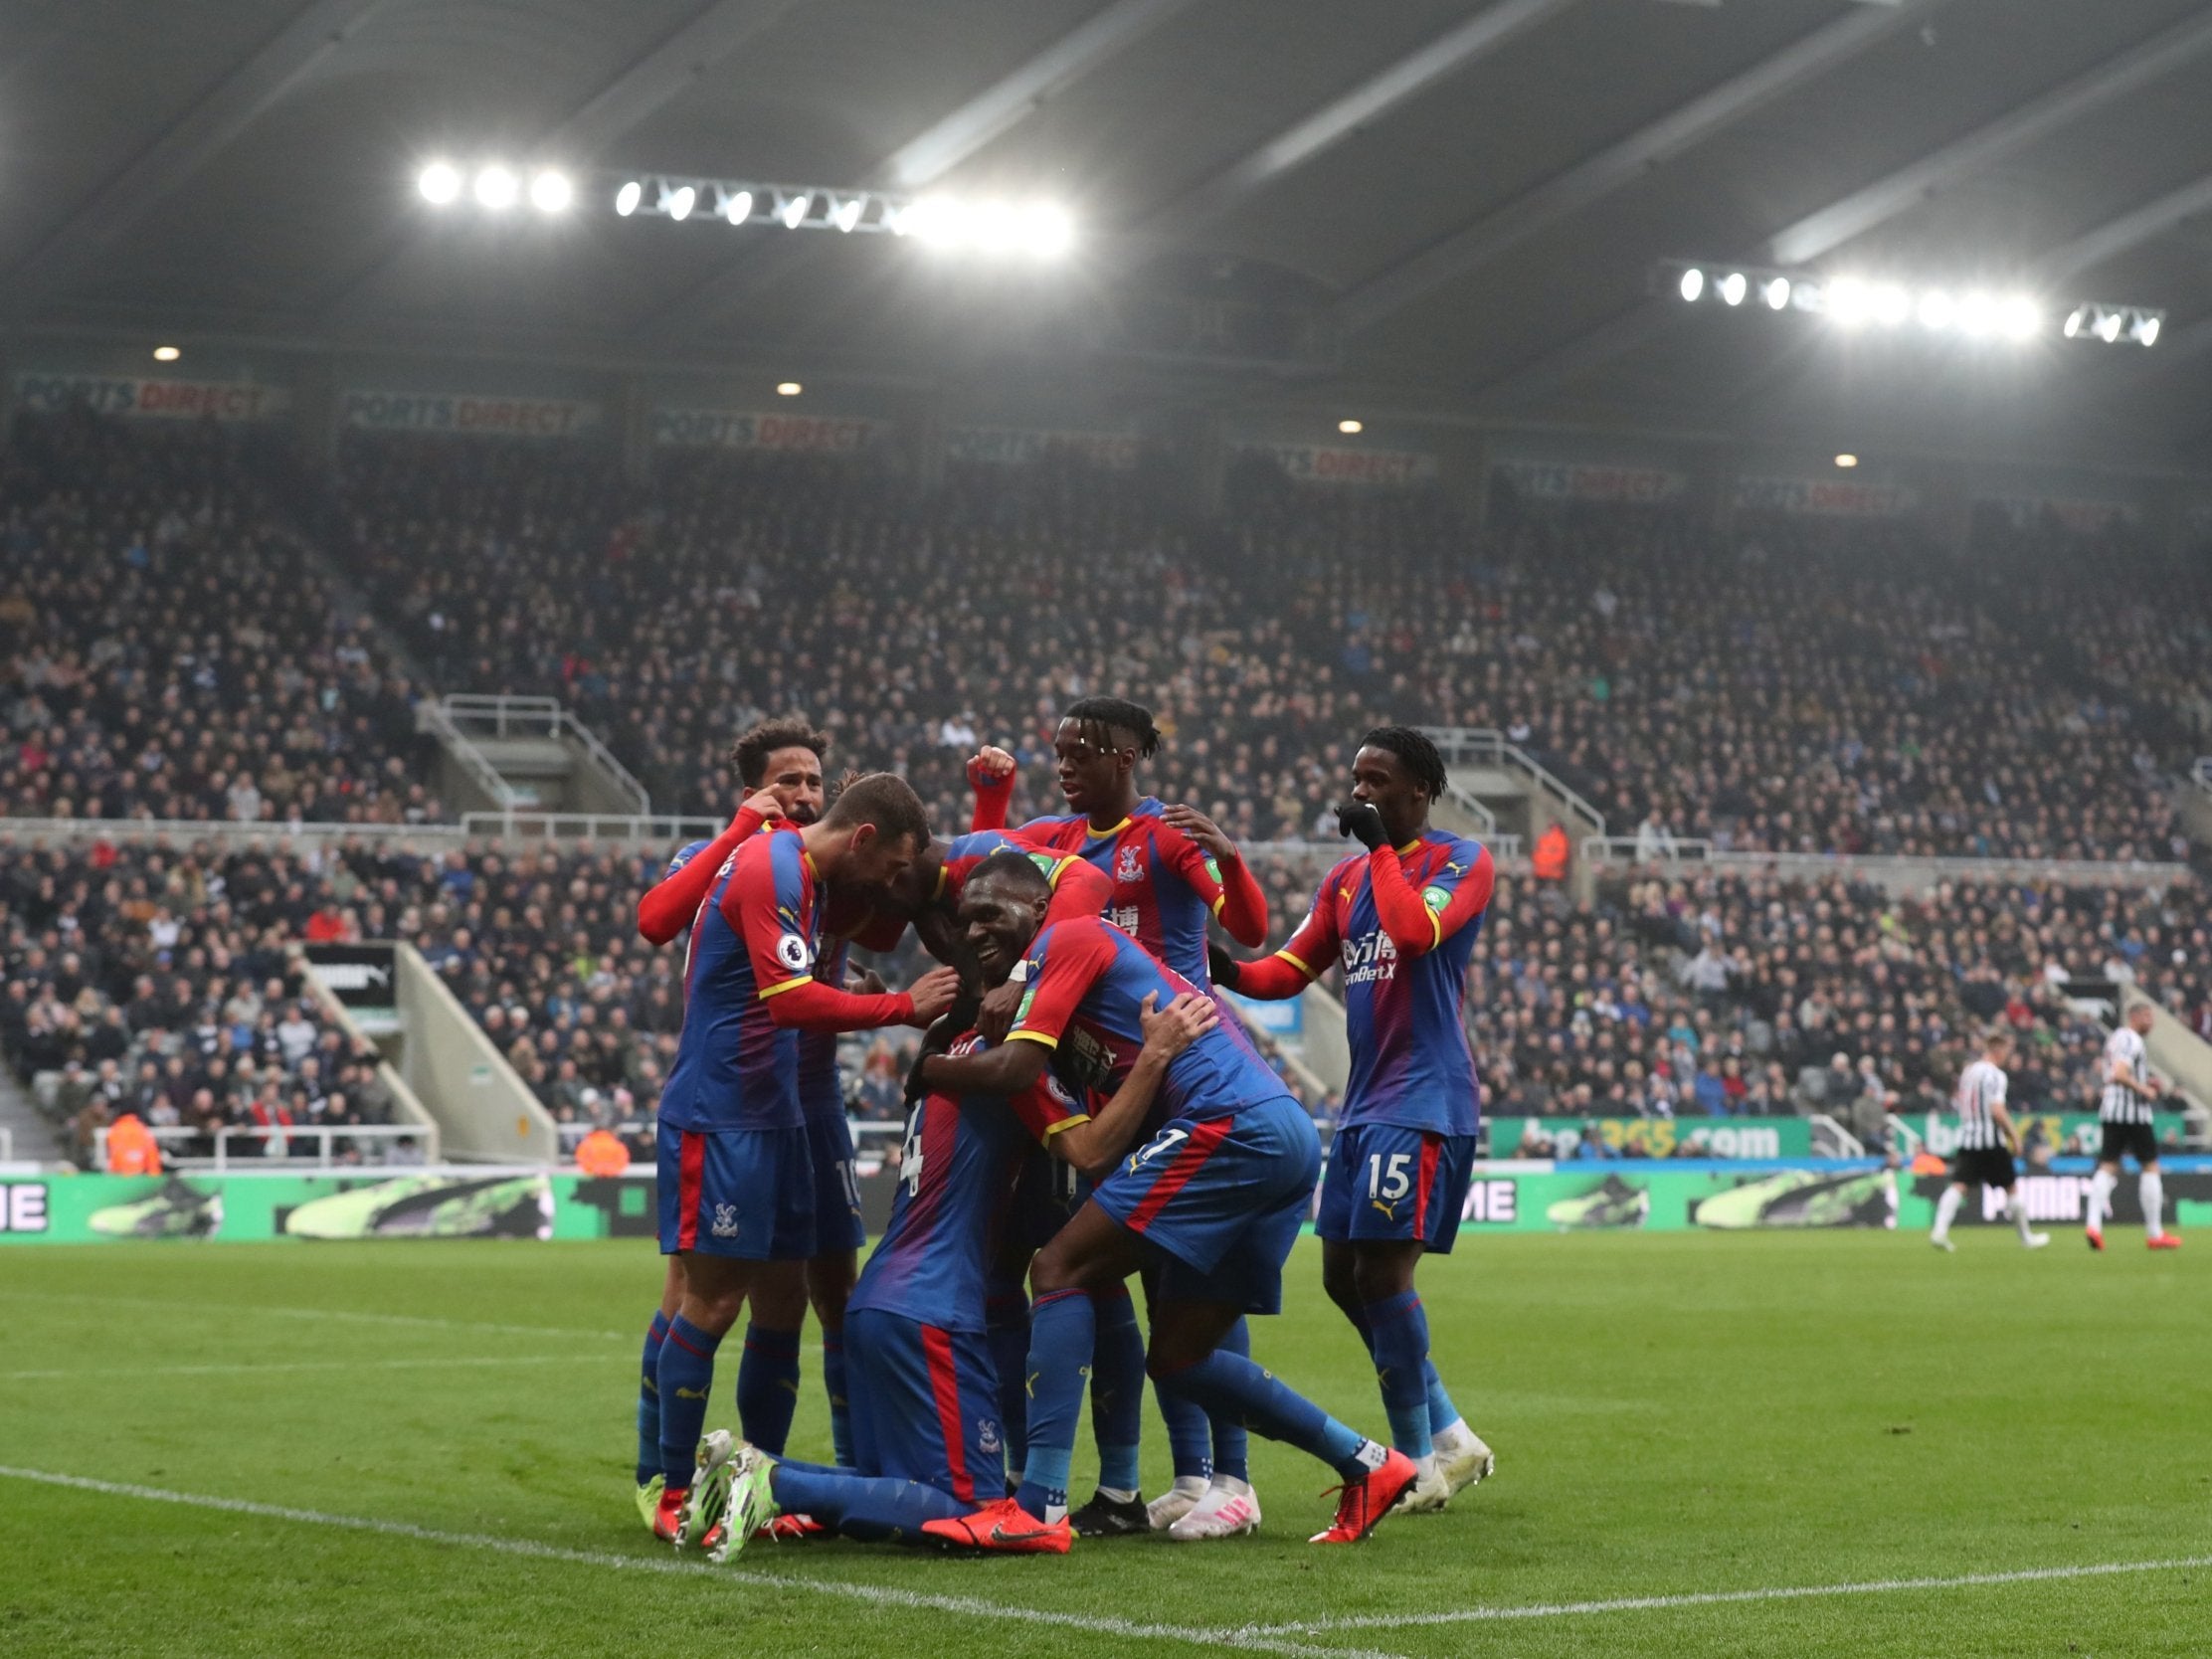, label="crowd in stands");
[330,432,2201,863]
[1467,866,2210,1130]
[1,410,431,825]
[0,838,399,1167]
